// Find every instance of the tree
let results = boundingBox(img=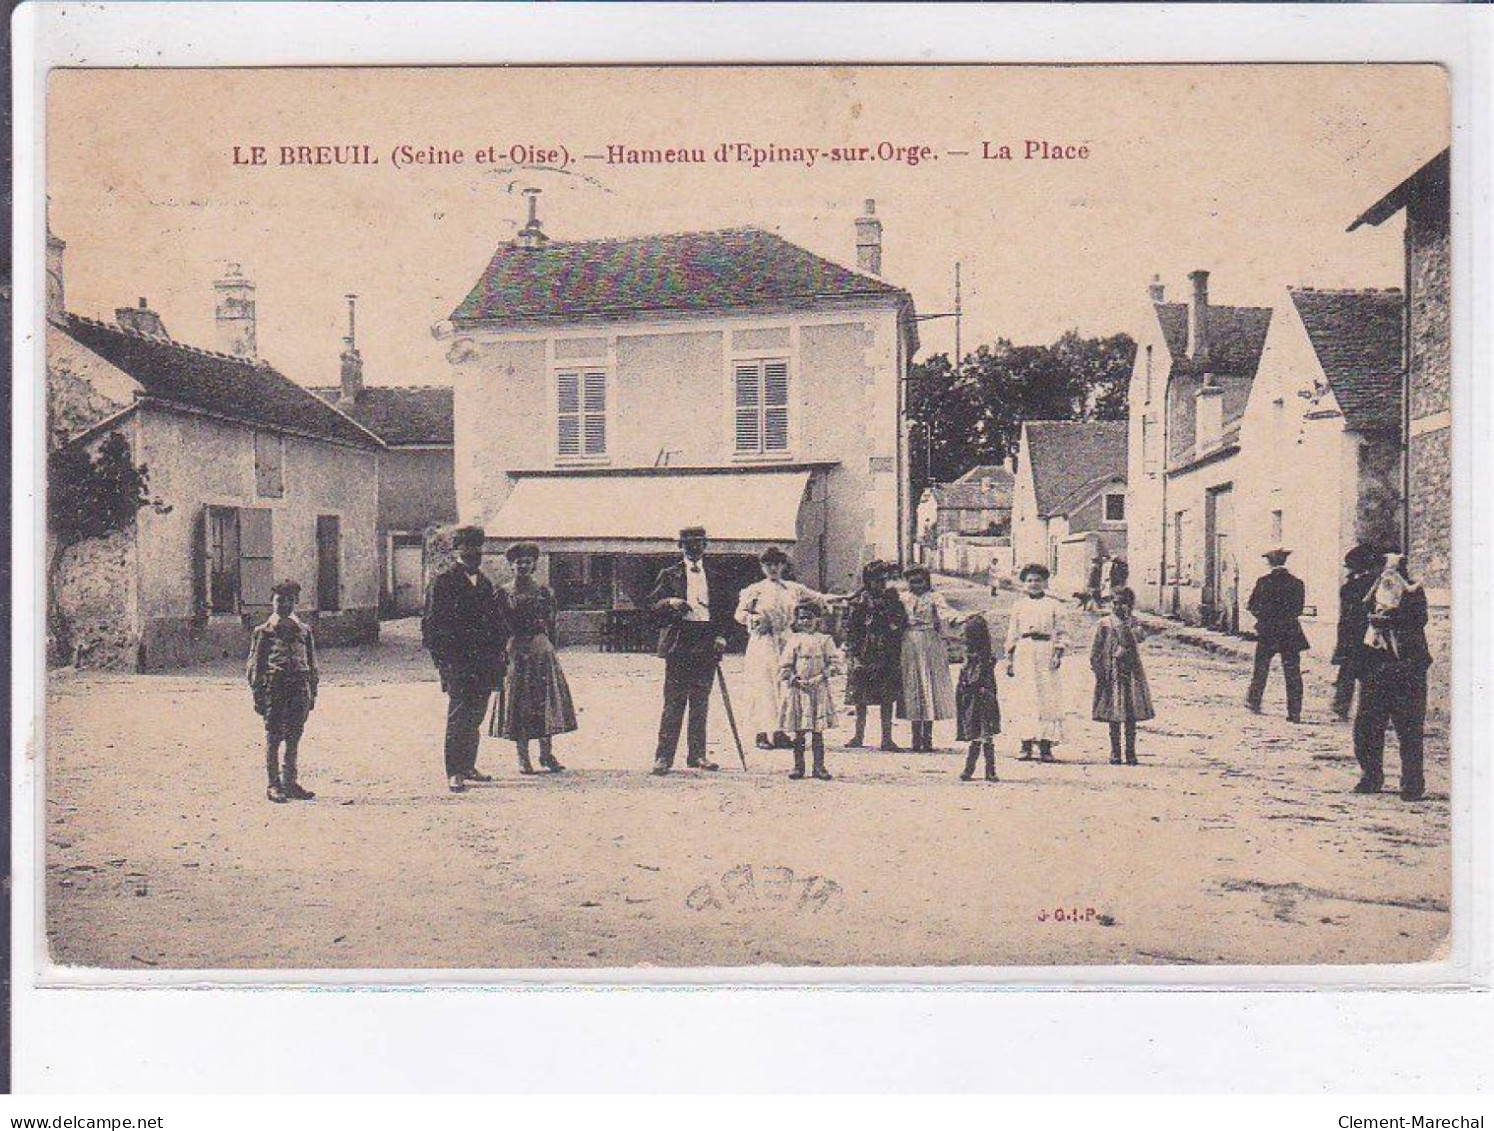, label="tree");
[907,330,1136,499]
[47,431,168,664]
